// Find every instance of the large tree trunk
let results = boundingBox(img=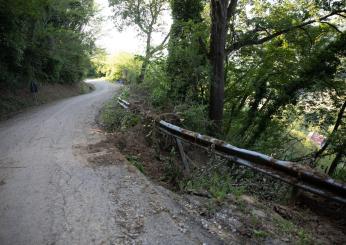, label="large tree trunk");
[209,0,229,131]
